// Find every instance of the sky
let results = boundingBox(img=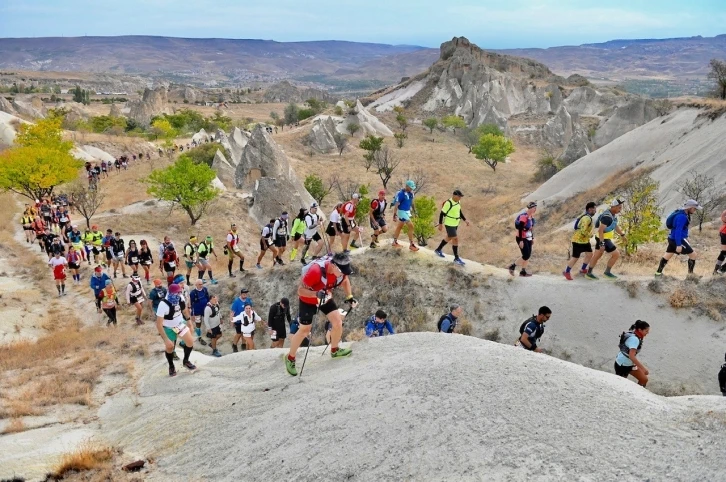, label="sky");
[1,0,725,49]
